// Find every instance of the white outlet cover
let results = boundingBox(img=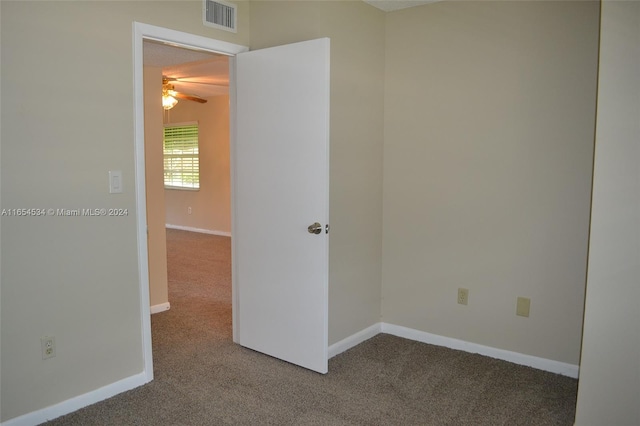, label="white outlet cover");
[41,336,56,359]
